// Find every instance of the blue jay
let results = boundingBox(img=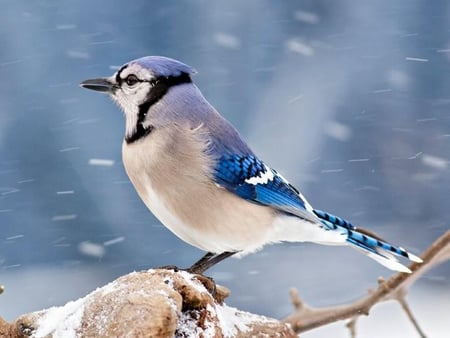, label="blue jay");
[80,56,422,274]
